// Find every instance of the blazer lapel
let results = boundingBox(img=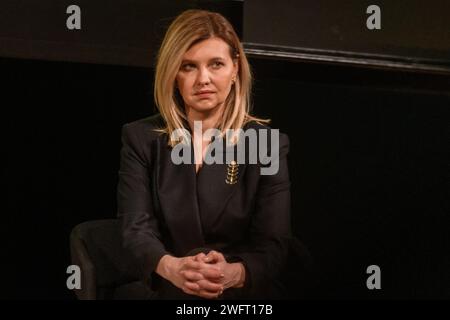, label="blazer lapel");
[155,135,205,256]
[196,140,247,233]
